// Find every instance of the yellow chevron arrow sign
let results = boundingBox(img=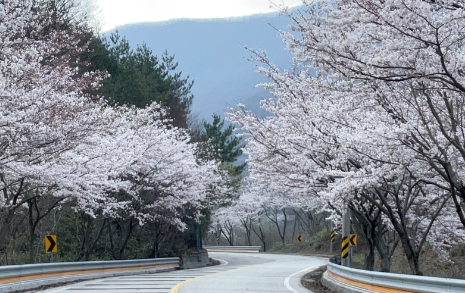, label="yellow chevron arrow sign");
[45,235,57,253]
[350,234,357,246]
